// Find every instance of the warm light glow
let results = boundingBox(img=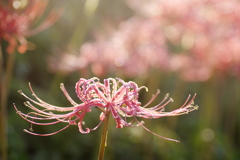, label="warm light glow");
[12,0,21,9]
[12,0,28,9]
